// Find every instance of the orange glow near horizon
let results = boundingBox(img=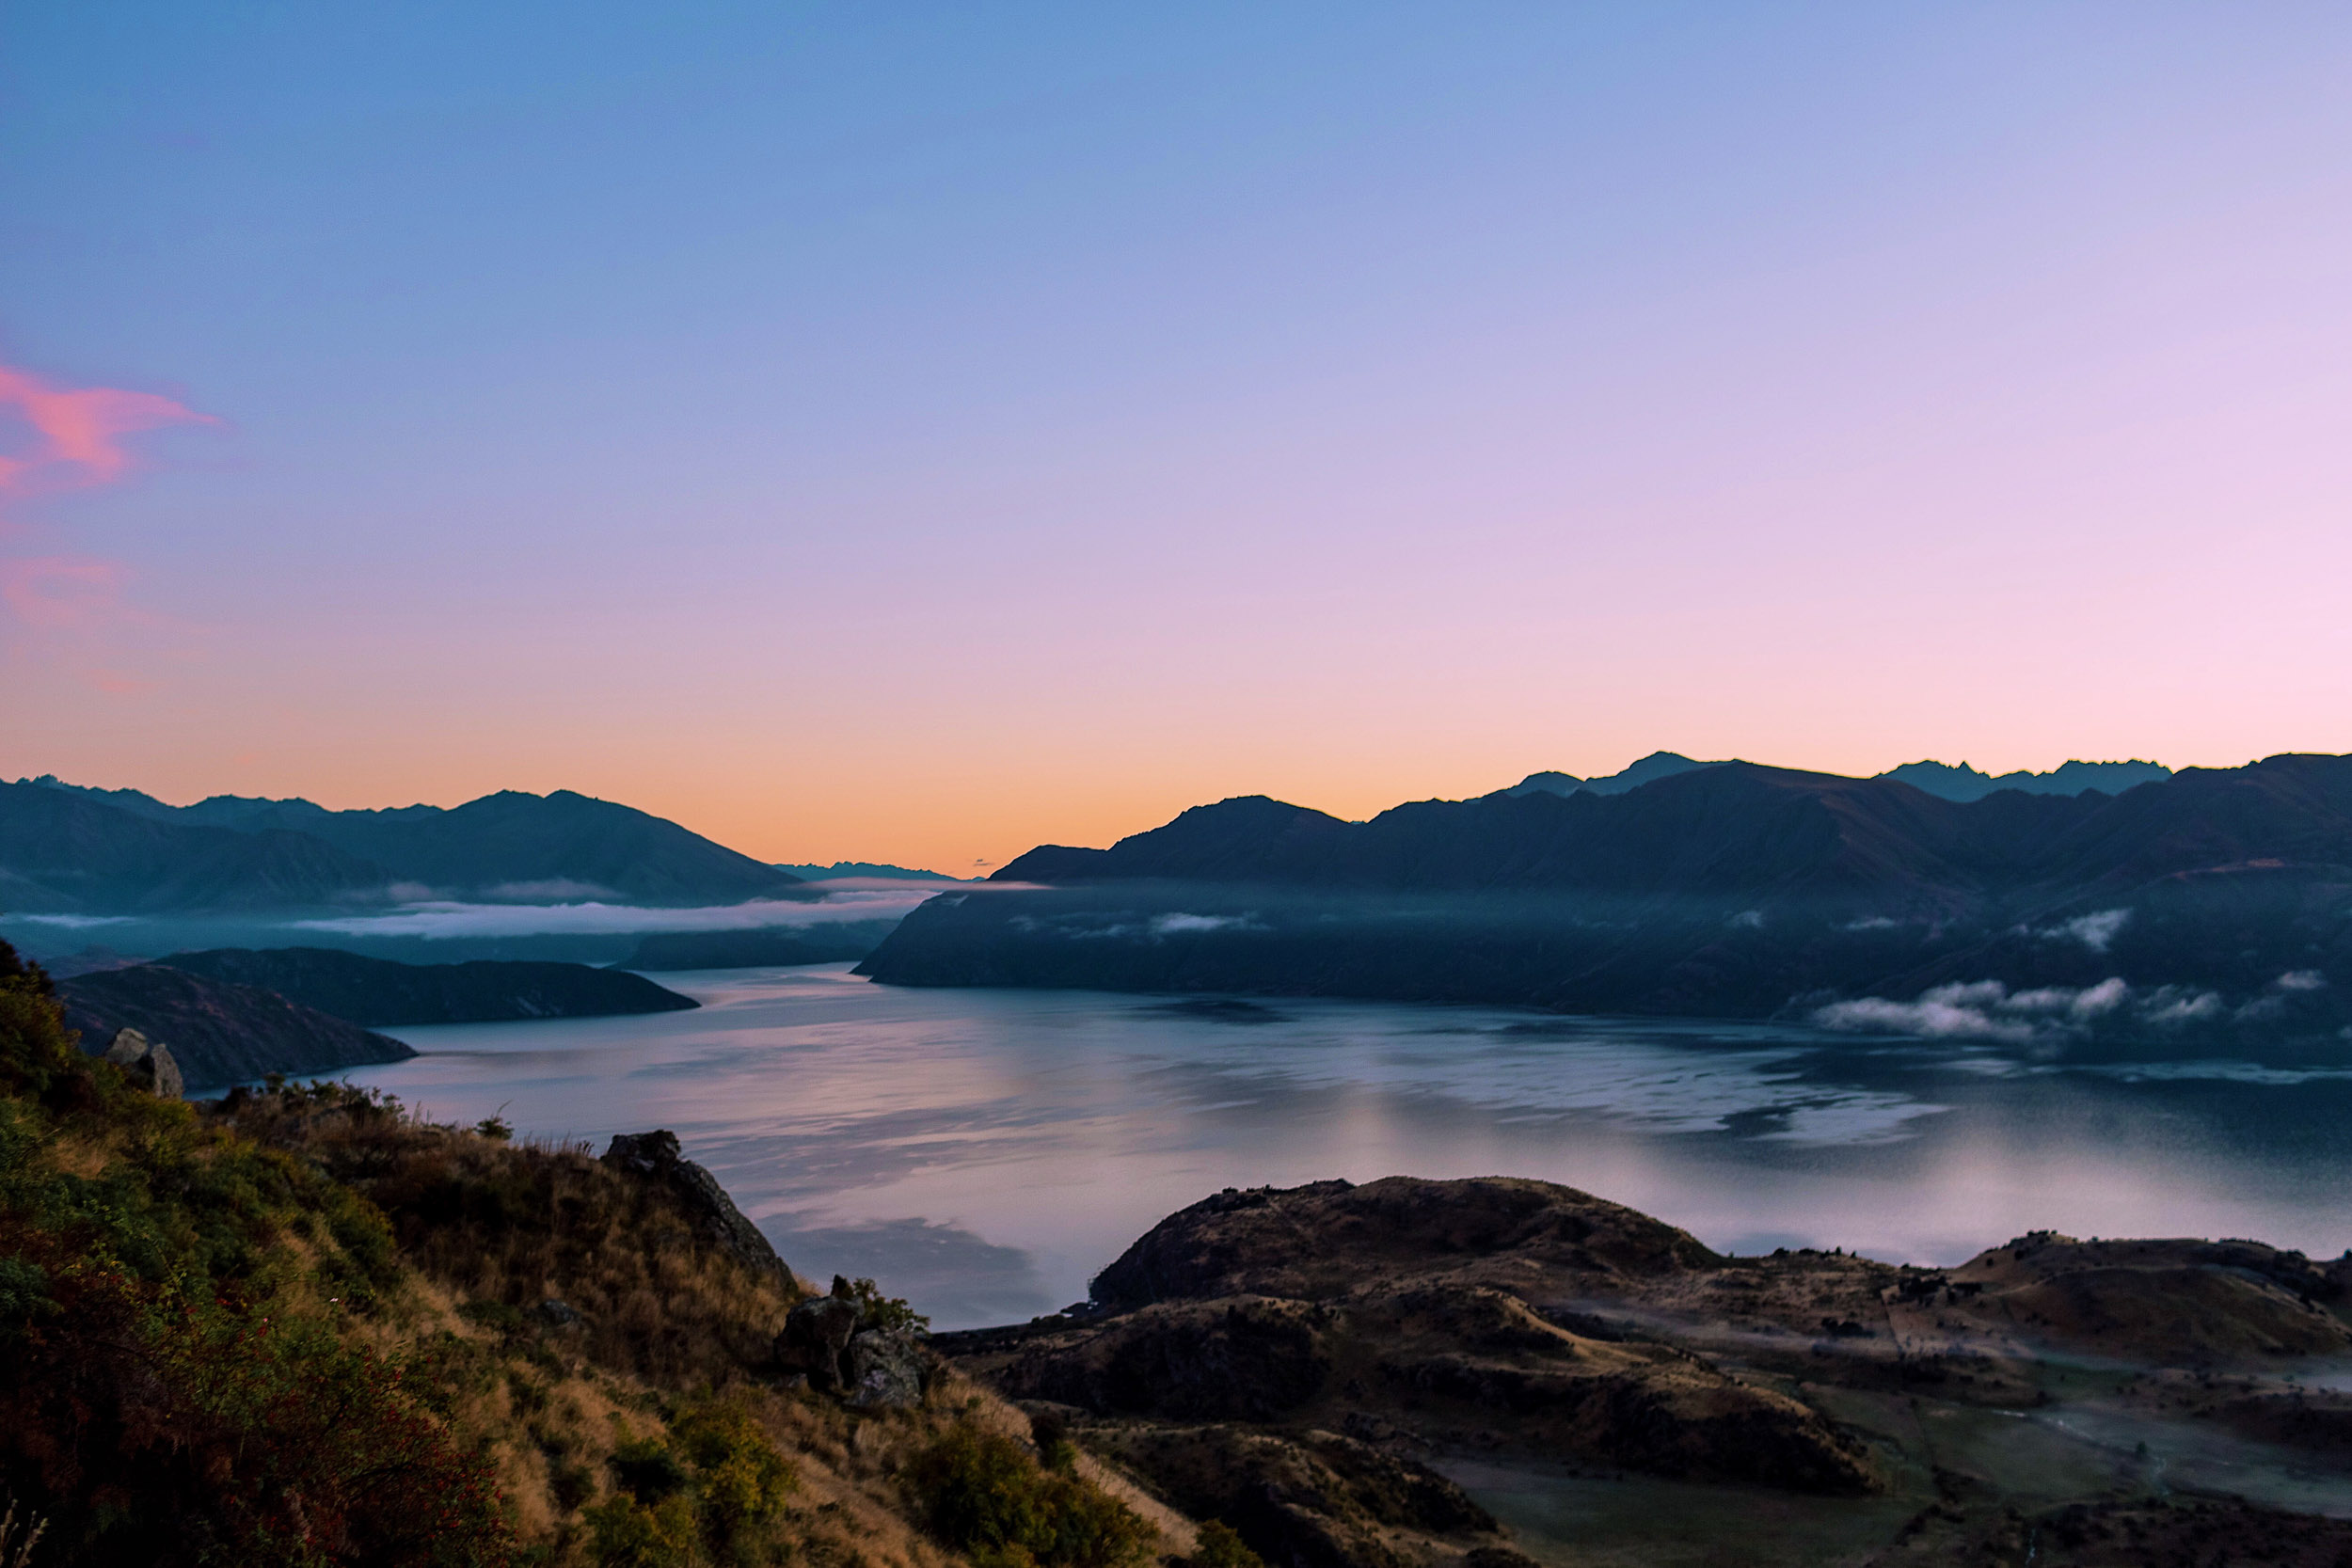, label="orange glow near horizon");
[8,9,2352,871]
